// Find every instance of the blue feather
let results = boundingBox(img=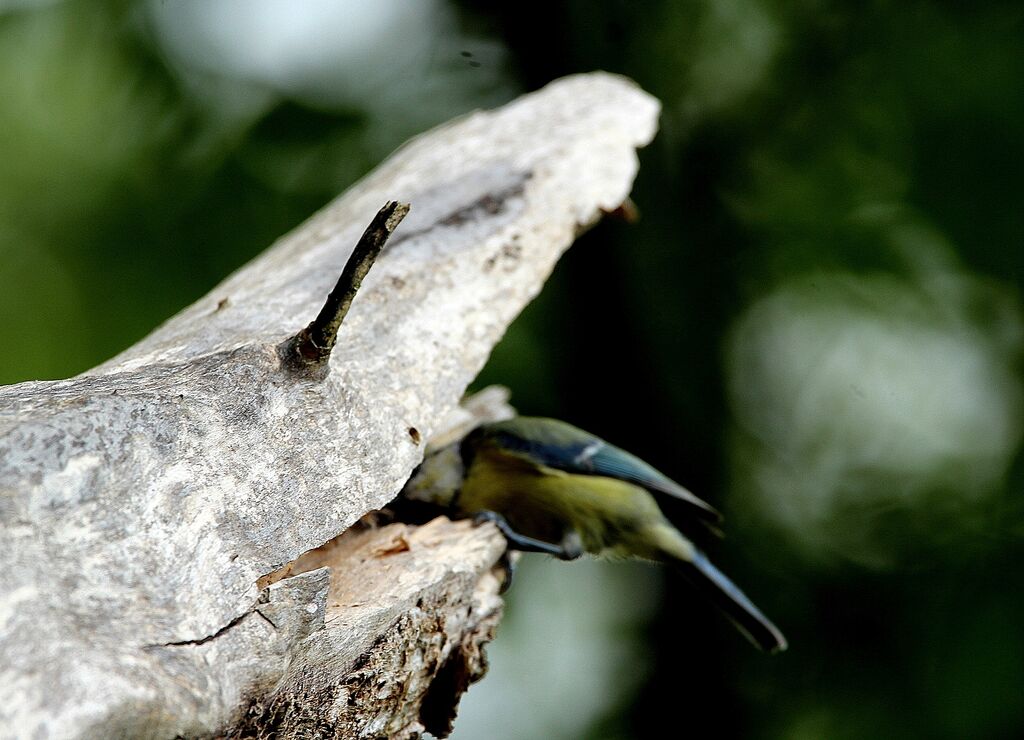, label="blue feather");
[475,417,722,524]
